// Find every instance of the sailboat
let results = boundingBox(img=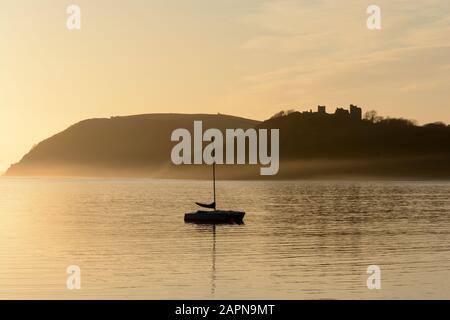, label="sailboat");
[184,140,245,224]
